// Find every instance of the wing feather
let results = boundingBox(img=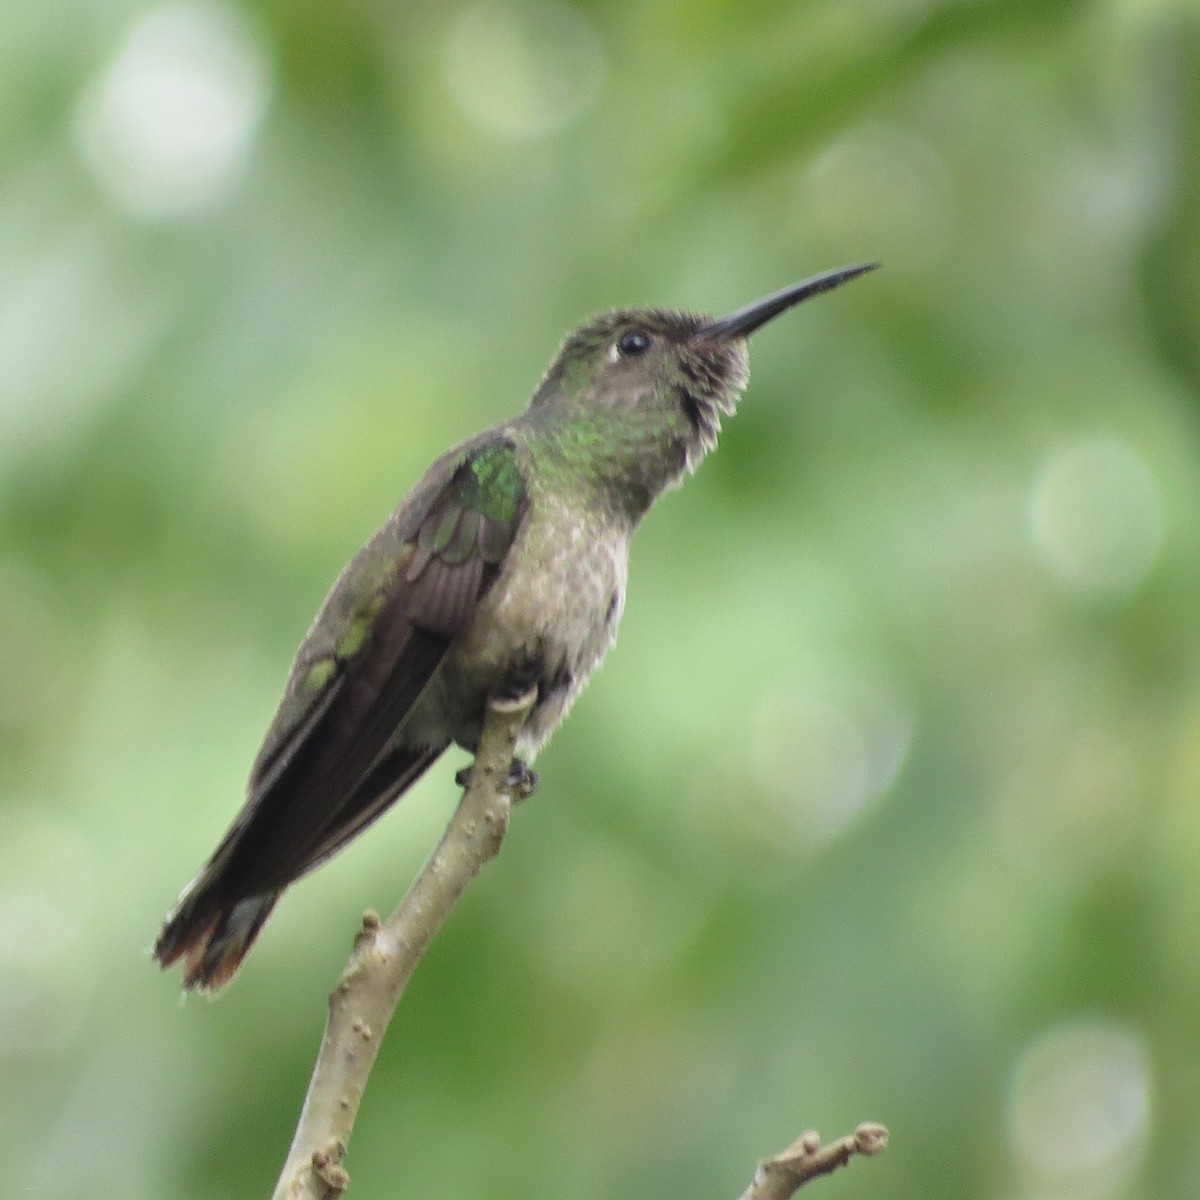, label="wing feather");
[155,435,530,987]
[217,438,528,894]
